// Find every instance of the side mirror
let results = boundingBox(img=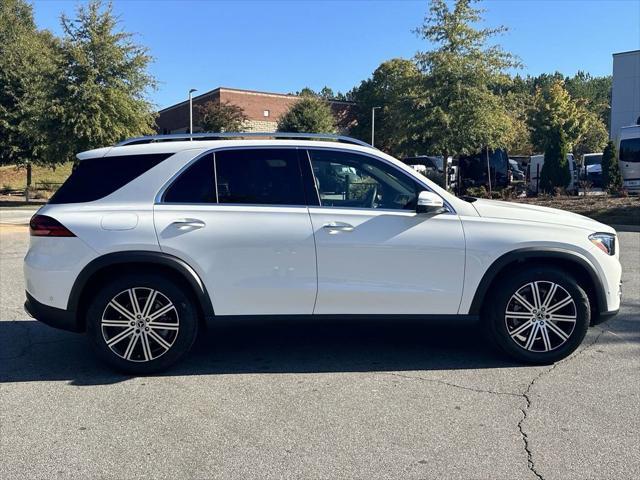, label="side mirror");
[416,191,445,214]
